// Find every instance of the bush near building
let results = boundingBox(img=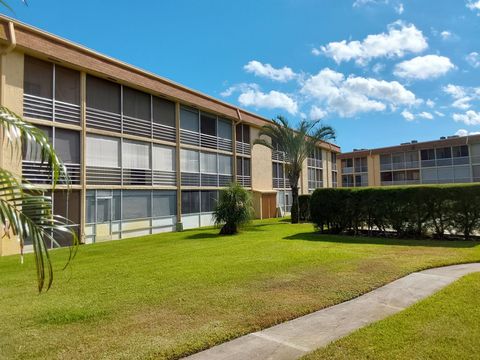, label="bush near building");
[310,185,480,240]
